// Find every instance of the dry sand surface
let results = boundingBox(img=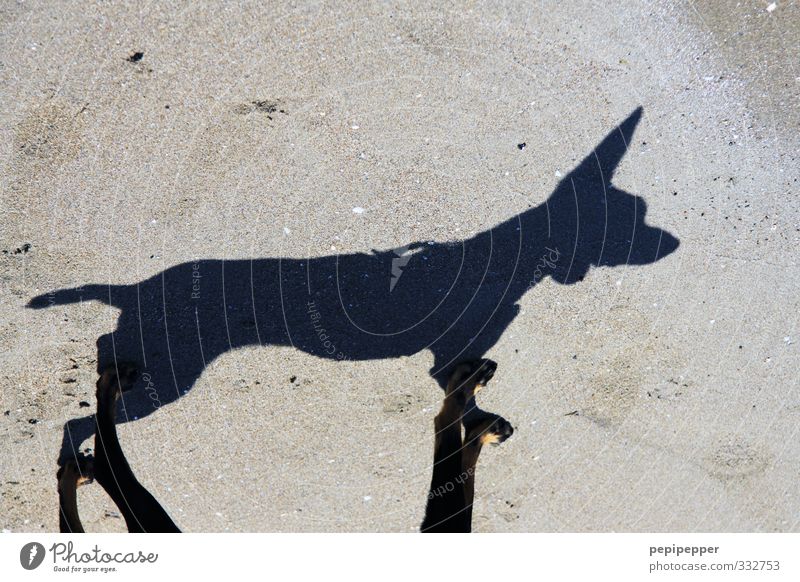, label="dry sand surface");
[1,1,798,532]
